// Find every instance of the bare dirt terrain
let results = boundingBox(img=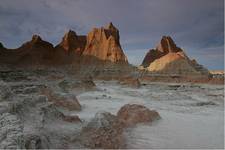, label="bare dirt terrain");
[0,69,224,149]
